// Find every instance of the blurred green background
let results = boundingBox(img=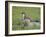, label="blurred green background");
[12,6,40,30]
